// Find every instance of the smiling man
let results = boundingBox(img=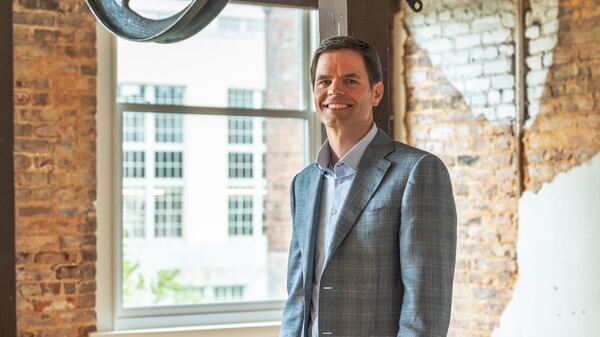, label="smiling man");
[279,36,457,337]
